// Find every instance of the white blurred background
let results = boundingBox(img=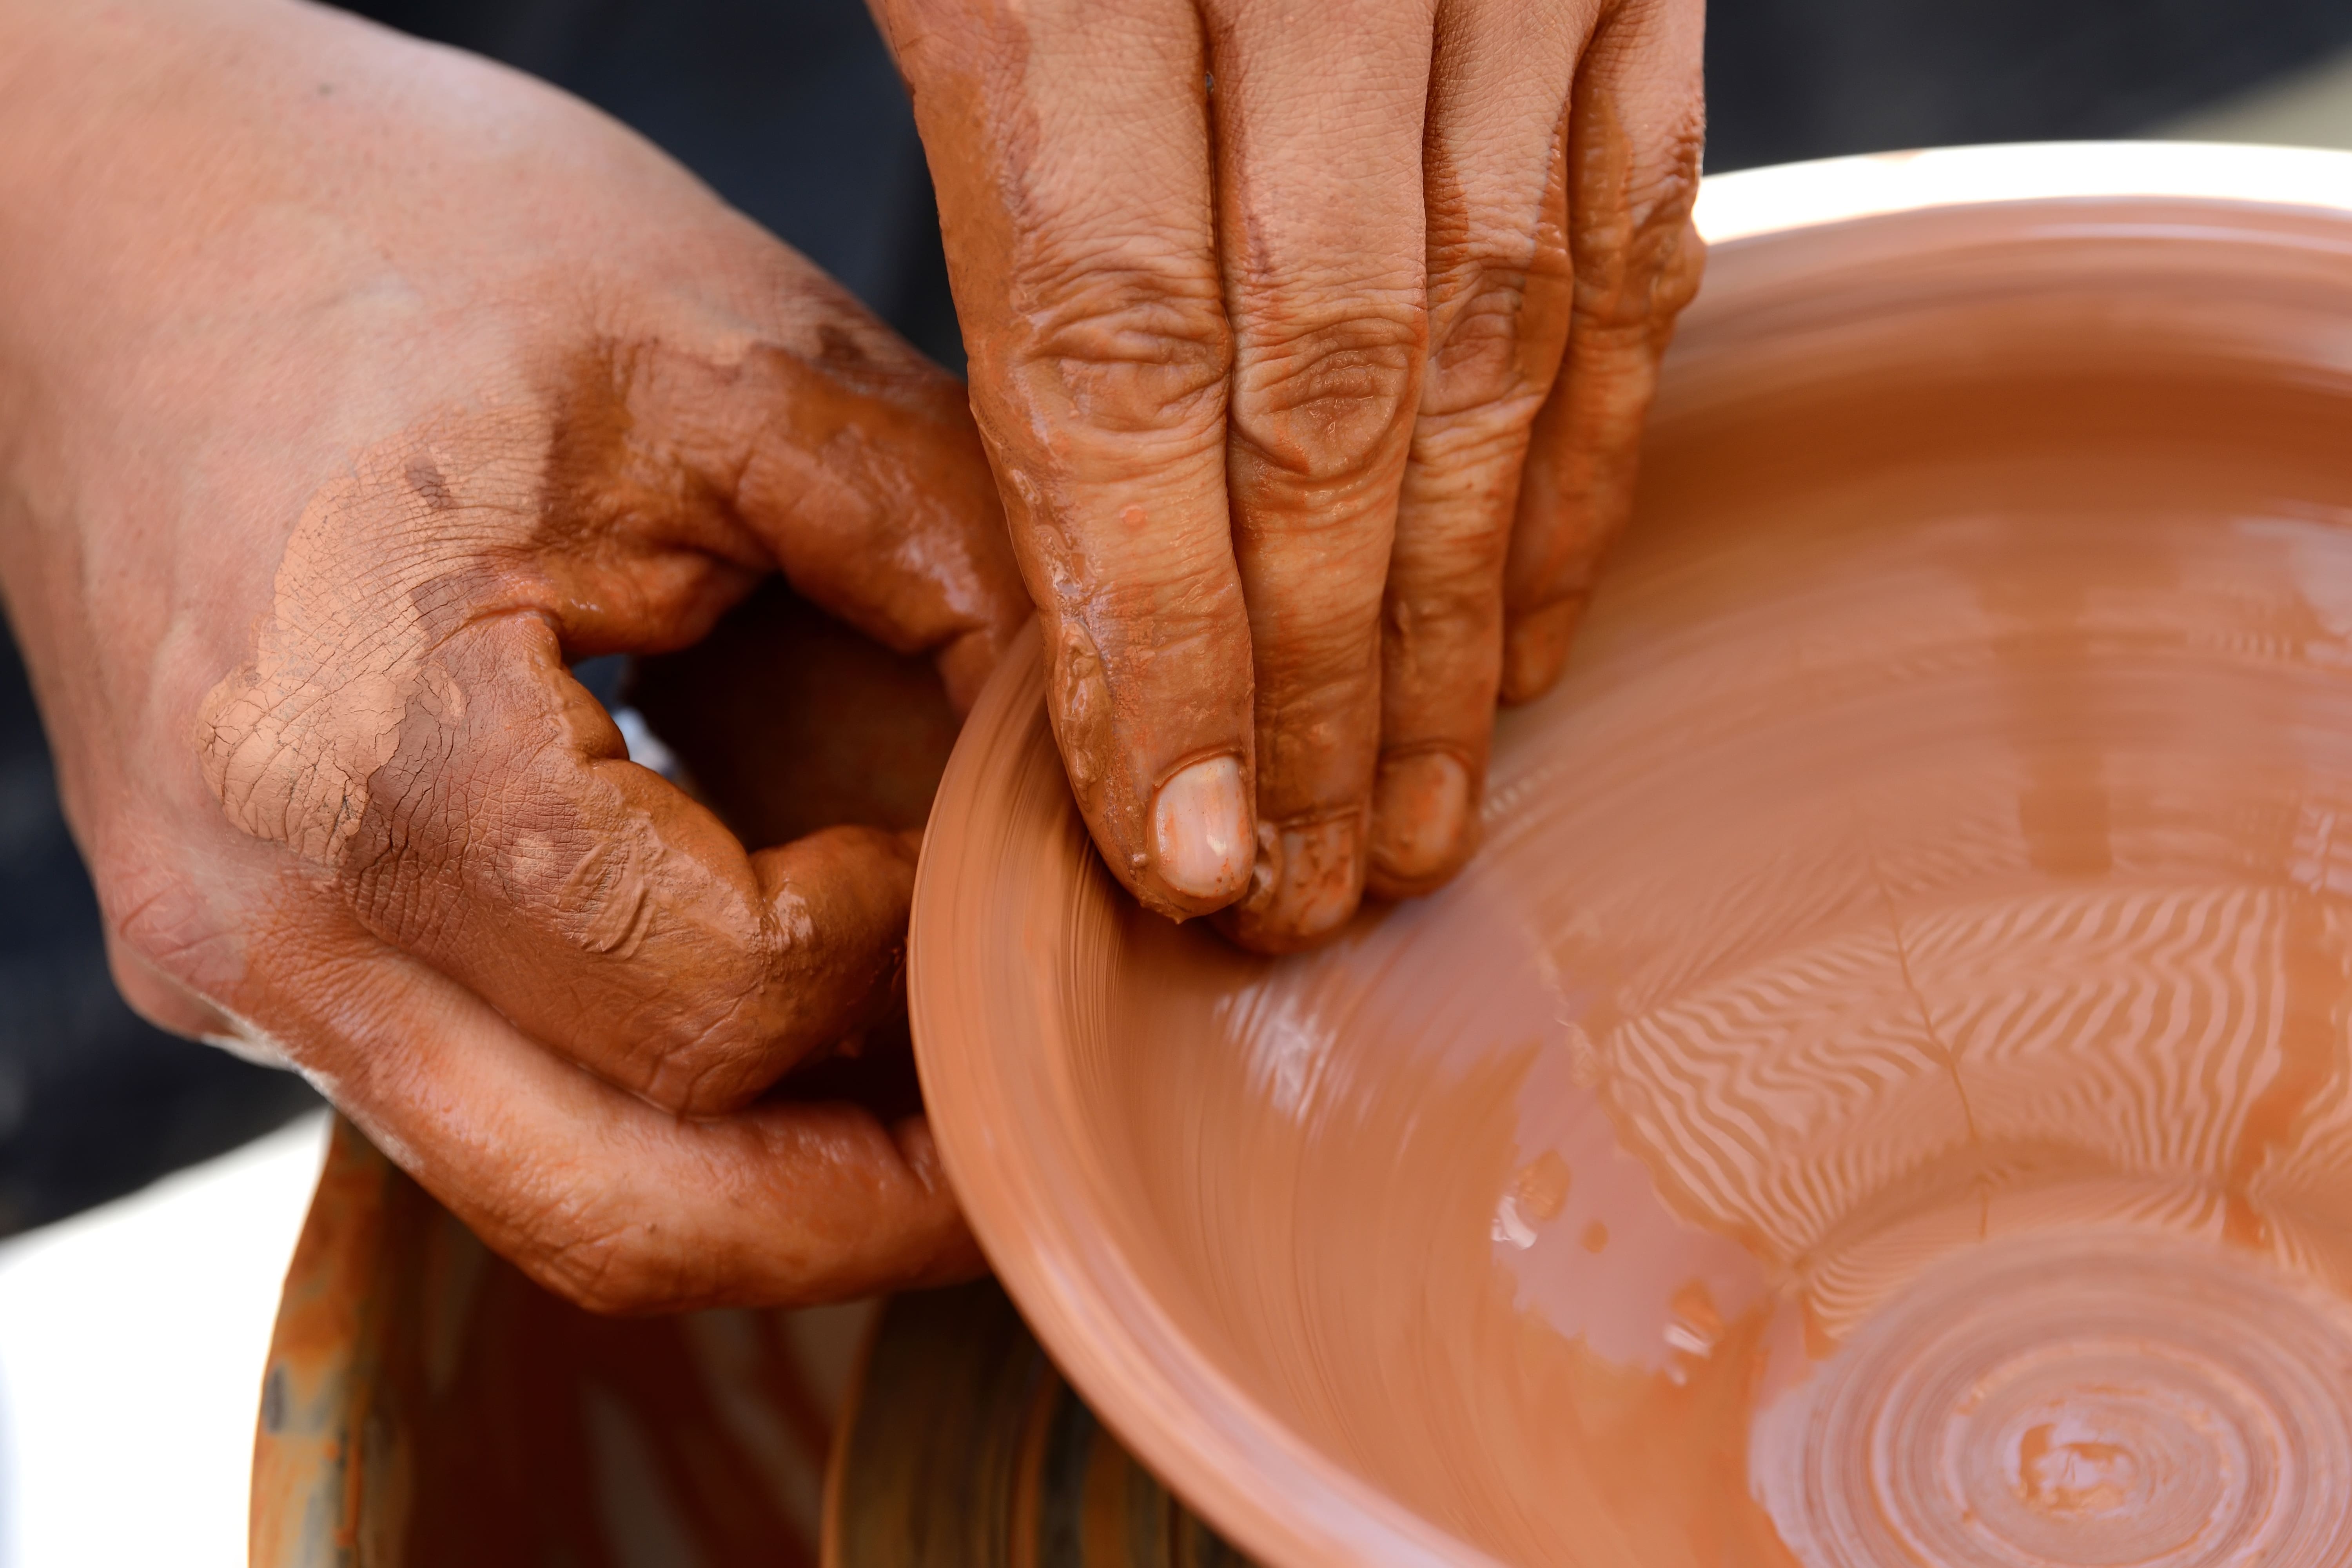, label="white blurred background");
[0,1119,324,1568]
